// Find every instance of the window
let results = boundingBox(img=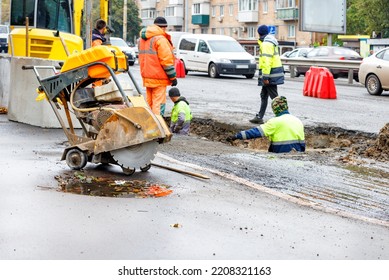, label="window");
[248,26,256,38]
[238,0,258,11]
[219,28,225,35]
[211,6,216,17]
[229,4,234,16]
[287,24,295,38]
[165,6,175,17]
[179,38,197,51]
[141,9,156,19]
[193,3,200,14]
[197,40,209,52]
[10,0,71,32]
[220,5,224,17]
[276,0,295,9]
[263,0,268,13]
[208,40,245,52]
